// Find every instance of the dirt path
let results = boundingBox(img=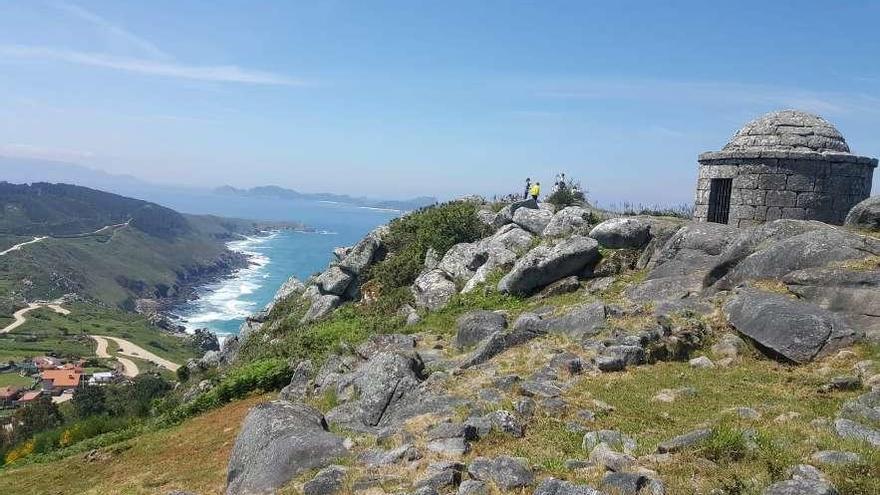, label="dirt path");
[90,335,140,377]
[0,236,48,256]
[0,302,70,334]
[0,221,130,257]
[94,335,180,373]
